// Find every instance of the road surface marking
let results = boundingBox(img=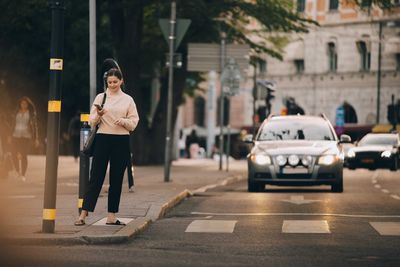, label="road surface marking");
[191,212,400,218]
[390,194,400,200]
[370,222,400,236]
[282,220,330,234]
[371,180,377,184]
[381,189,390,194]
[281,195,321,205]
[185,220,237,233]
[374,184,381,189]
[93,217,134,226]
[1,195,36,199]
